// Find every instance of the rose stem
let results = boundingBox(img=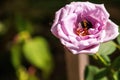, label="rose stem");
[111,42,120,50]
[93,53,117,80]
[93,53,108,66]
